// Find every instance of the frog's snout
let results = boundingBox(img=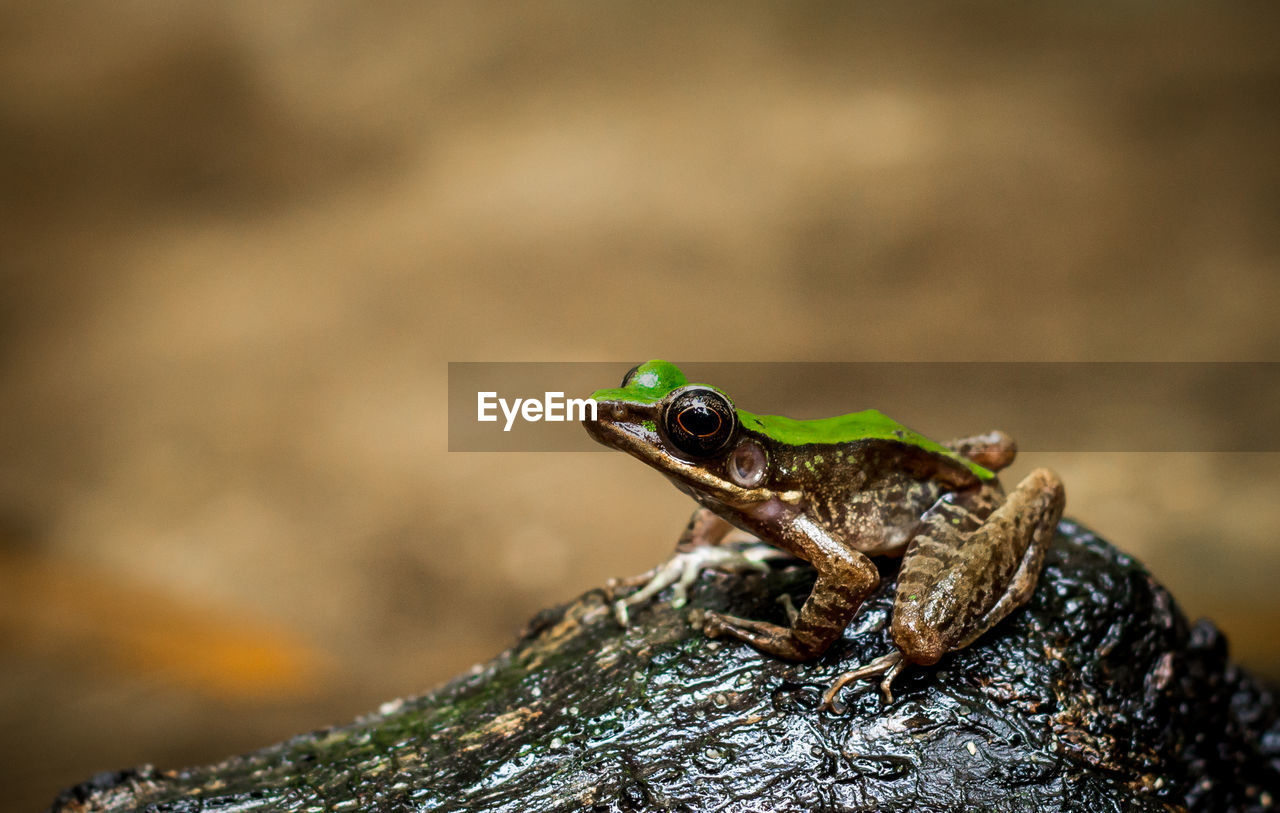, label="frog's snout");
[582,411,608,443]
[582,400,660,451]
[582,401,621,444]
